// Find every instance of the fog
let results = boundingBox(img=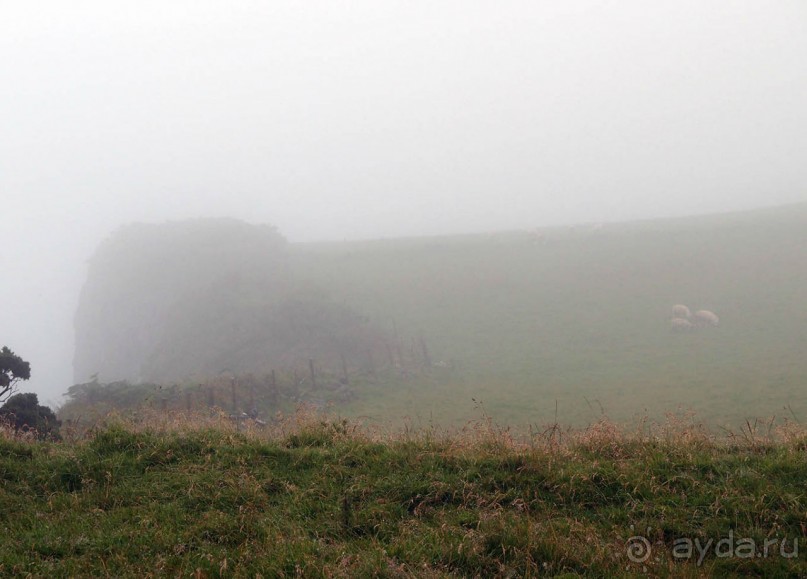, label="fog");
[2,1,806,402]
